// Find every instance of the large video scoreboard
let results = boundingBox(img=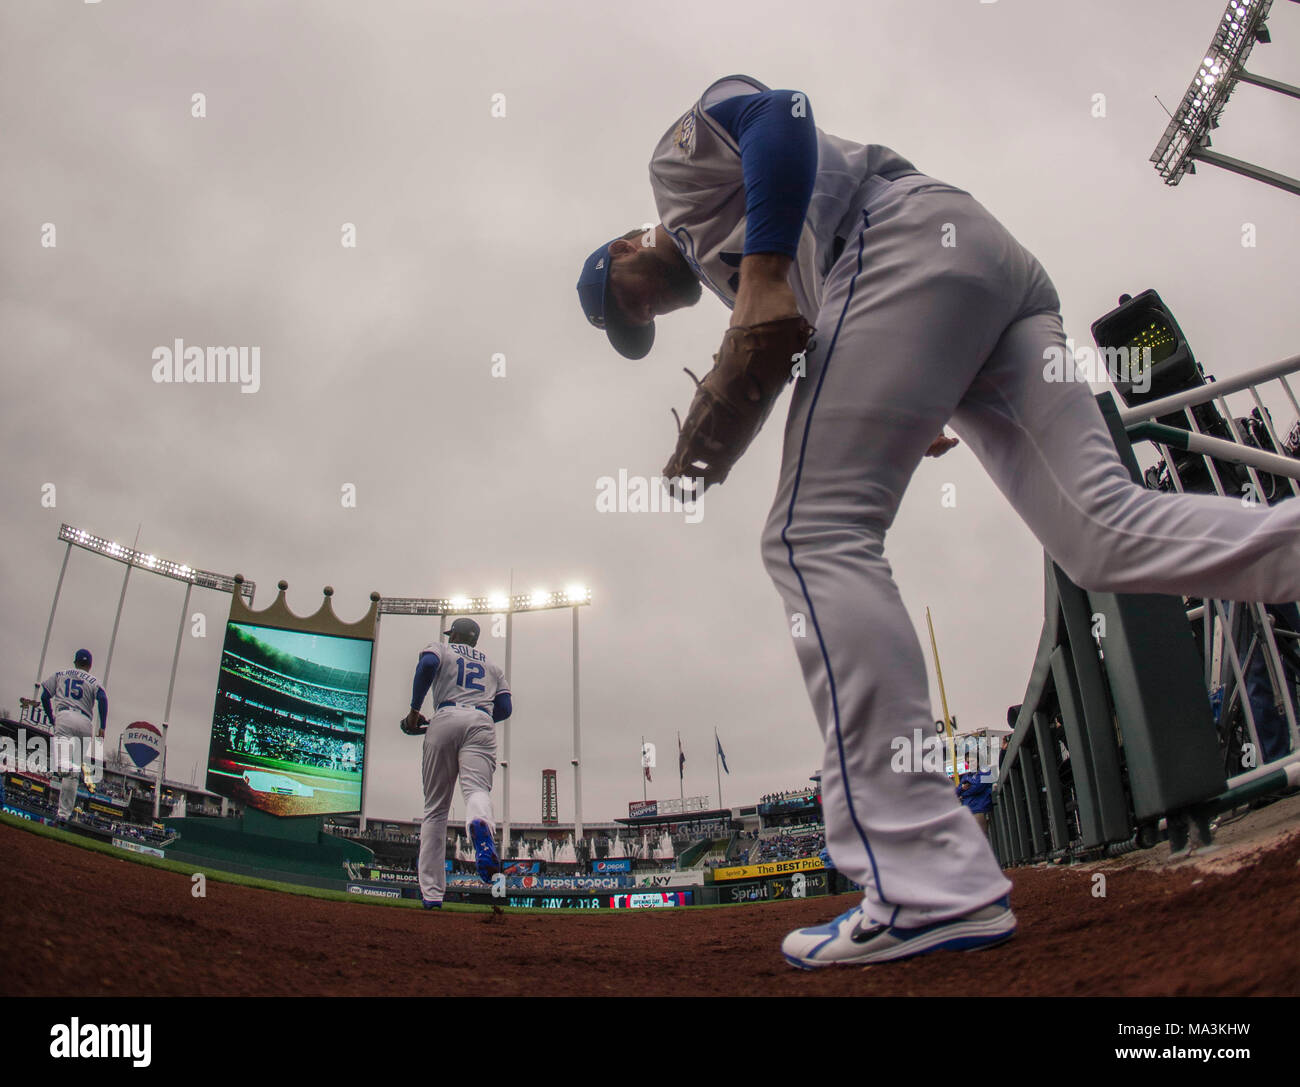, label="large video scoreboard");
[205,621,373,818]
